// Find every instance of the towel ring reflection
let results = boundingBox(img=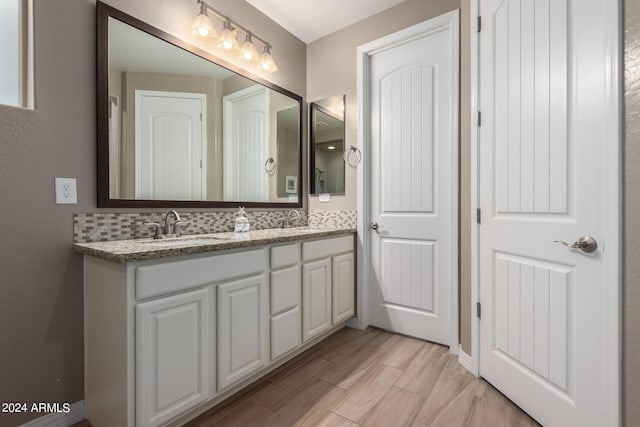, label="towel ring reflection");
[264,157,276,174]
[343,145,362,167]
